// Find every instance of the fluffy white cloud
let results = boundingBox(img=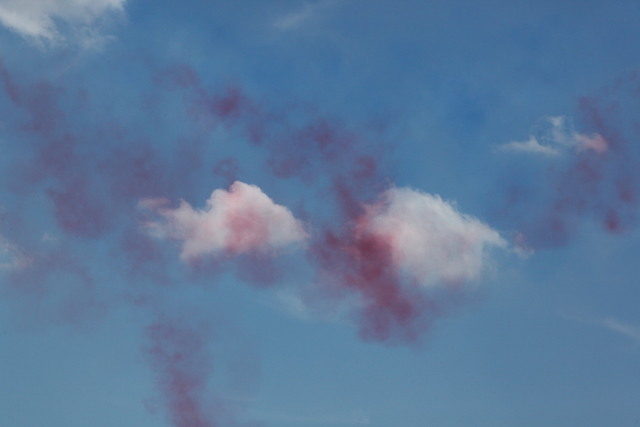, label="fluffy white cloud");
[0,0,125,43]
[360,187,506,286]
[501,116,608,156]
[140,182,308,261]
